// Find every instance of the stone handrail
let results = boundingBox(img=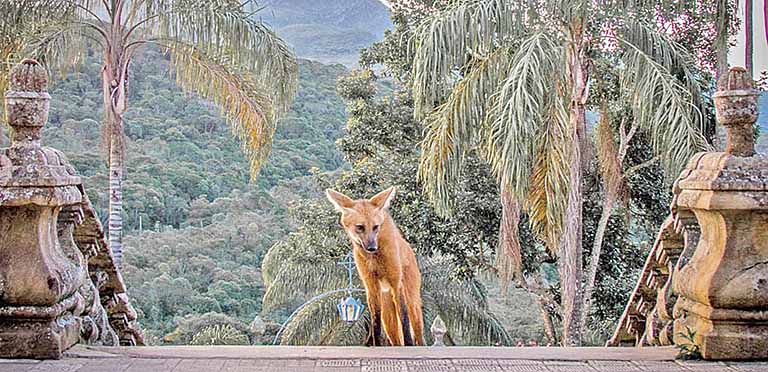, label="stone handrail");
[608,67,767,360]
[606,196,699,347]
[0,60,143,359]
